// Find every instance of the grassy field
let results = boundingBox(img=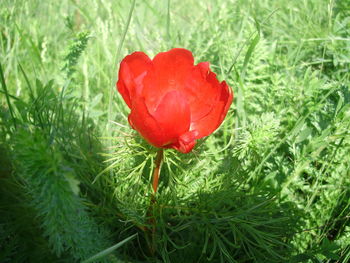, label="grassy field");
[1,0,350,262]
